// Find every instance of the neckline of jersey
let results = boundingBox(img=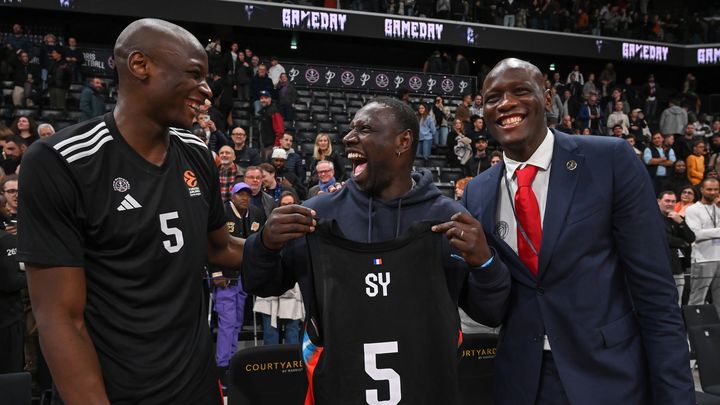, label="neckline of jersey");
[104,112,174,175]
